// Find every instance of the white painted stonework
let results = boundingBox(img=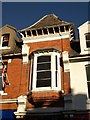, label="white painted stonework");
[23,32,70,44]
[22,44,30,63]
[17,95,27,112]
[70,62,88,110]
[78,21,90,54]
[63,51,70,72]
